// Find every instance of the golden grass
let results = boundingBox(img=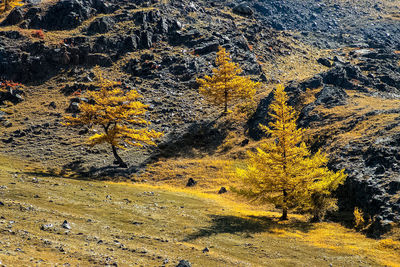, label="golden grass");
[261,36,330,85]
[1,149,400,266]
[114,181,400,267]
[137,157,237,193]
